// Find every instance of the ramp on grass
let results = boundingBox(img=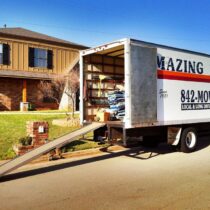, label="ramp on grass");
[0,122,105,178]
